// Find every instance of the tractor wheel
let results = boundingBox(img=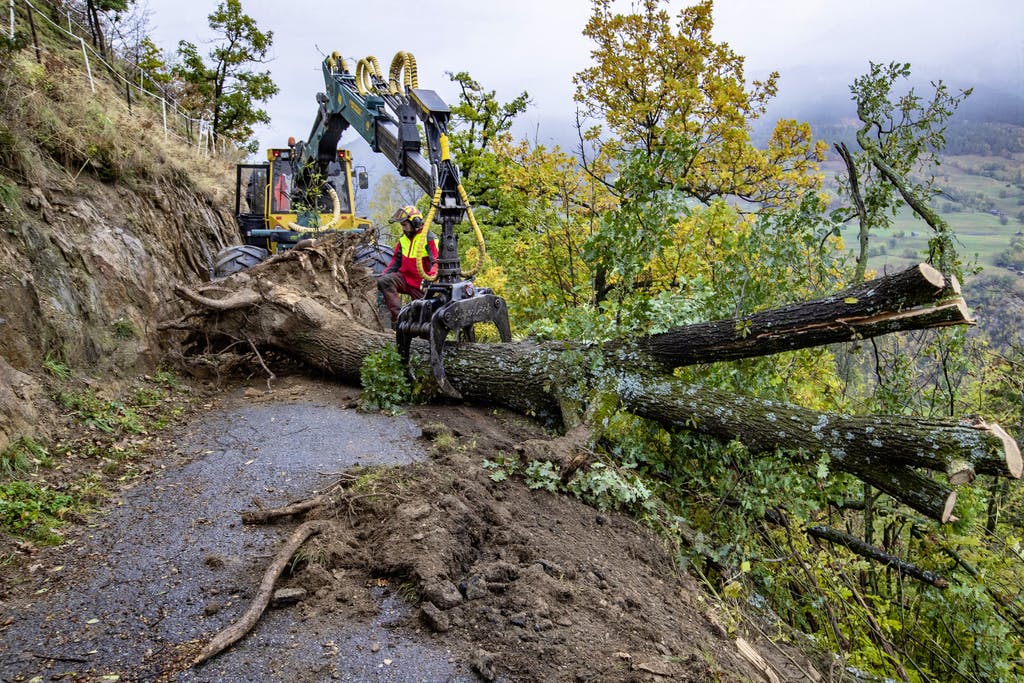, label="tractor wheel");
[213,245,270,278]
[353,239,394,275]
[353,239,395,328]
